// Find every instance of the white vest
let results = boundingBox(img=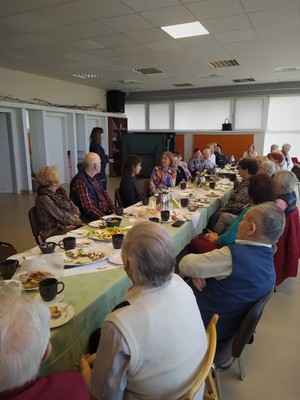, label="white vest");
[106,274,207,400]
